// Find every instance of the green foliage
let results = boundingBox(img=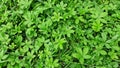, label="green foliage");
[0,0,120,68]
